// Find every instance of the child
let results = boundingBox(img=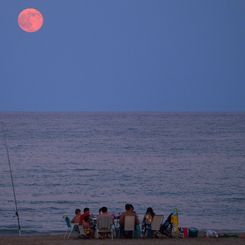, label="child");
[71,208,81,224]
